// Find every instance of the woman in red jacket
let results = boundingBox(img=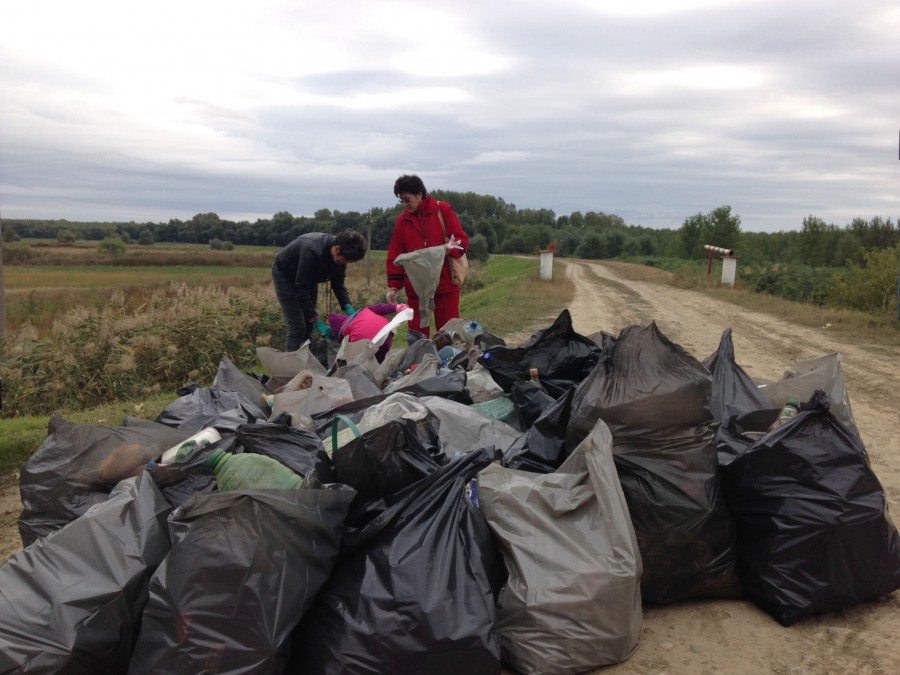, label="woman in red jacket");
[386,174,469,337]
